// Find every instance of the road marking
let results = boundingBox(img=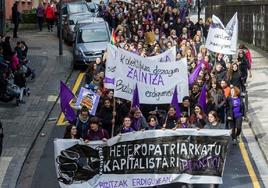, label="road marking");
[239,139,261,188]
[56,72,85,126]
